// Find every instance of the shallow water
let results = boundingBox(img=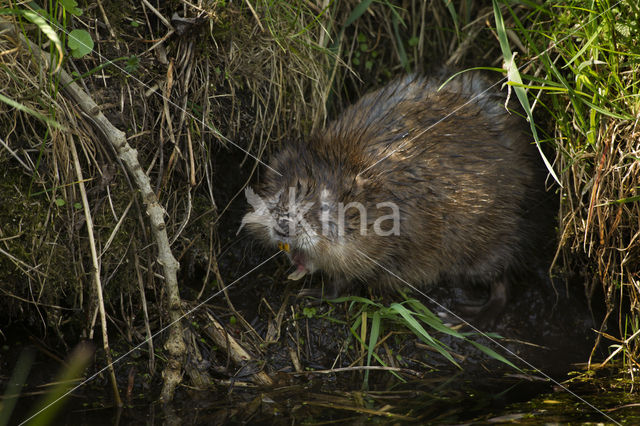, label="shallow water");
[6,362,634,424]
